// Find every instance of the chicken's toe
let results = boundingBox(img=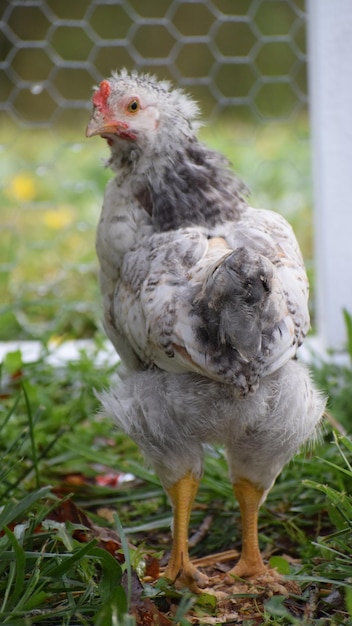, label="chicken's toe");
[163,560,208,592]
[227,556,266,580]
